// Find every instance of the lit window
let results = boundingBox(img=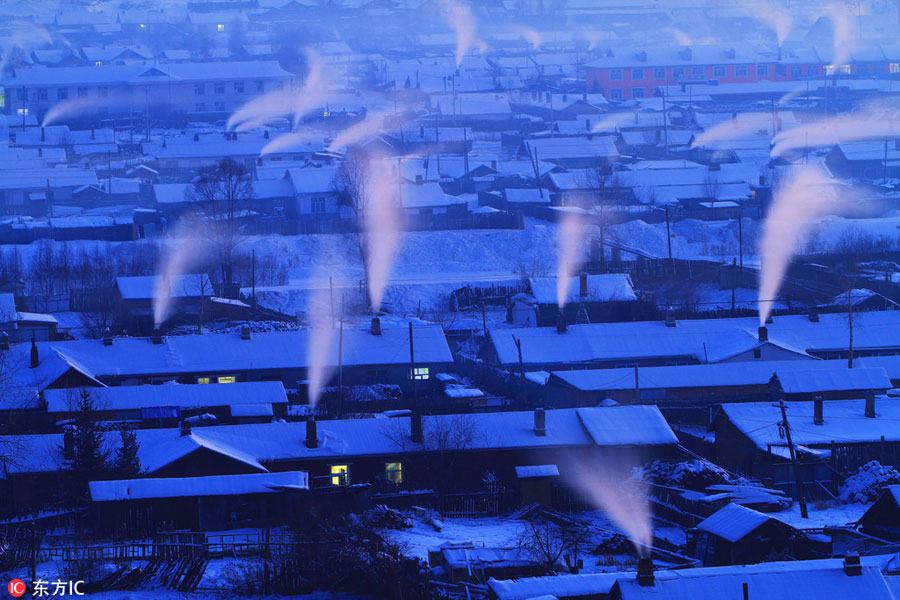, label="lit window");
[197,376,211,384]
[218,375,236,383]
[385,462,402,484]
[840,65,851,75]
[95,61,103,66]
[217,24,225,32]
[330,464,349,486]
[139,23,146,29]
[891,63,900,74]
[17,108,28,116]
[410,367,430,381]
